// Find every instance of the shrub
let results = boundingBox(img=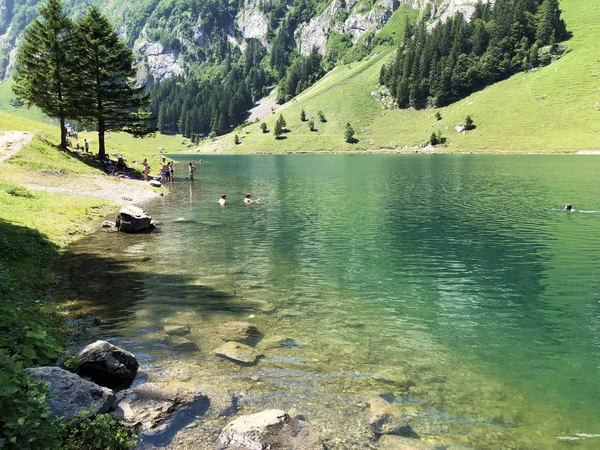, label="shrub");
[63,414,136,450]
[308,119,315,132]
[260,122,267,133]
[465,115,475,130]
[435,112,442,121]
[300,109,306,121]
[317,110,326,123]
[234,134,240,145]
